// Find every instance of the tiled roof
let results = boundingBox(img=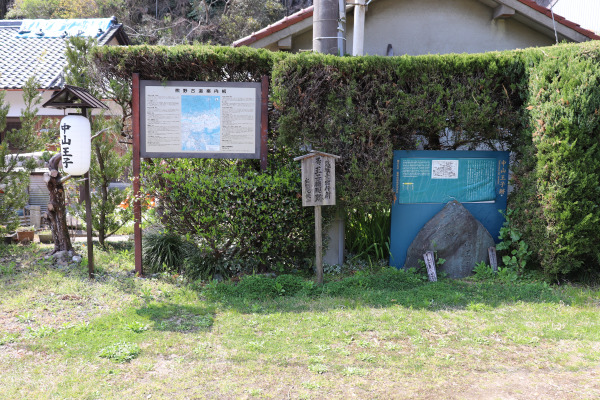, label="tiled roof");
[0,18,128,90]
[517,0,600,40]
[232,0,599,48]
[232,6,314,48]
